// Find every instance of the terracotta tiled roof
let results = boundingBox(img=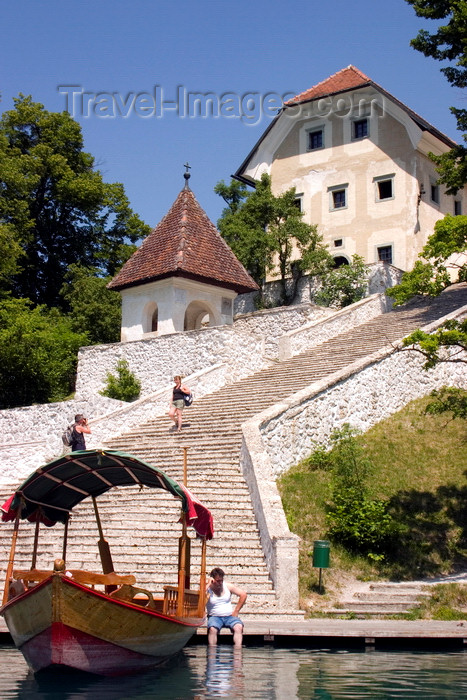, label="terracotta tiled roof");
[234,66,456,184]
[108,186,259,294]
[284,65,454,148]
[286,65,372,105]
